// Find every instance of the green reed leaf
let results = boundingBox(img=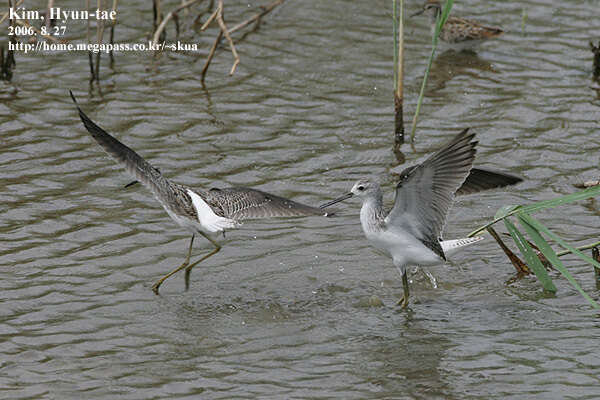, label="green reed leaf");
[518,214,600,309]
[521,214,600,271]
[504,217,556,292]
[410,0,454,142]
